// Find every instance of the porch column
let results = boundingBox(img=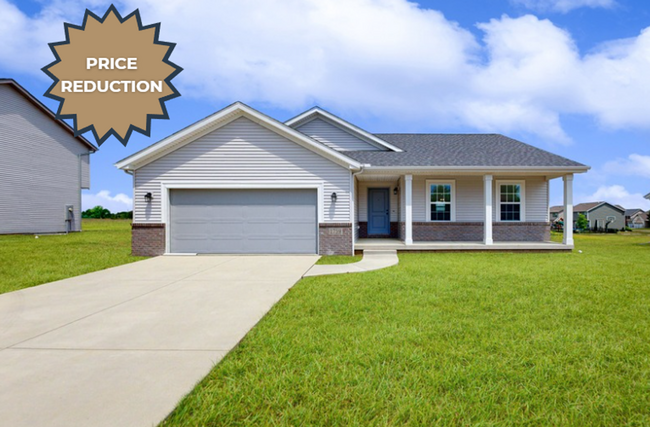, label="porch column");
[484,174,493,245]
[405,174,413,245]
[563,174,574,246]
